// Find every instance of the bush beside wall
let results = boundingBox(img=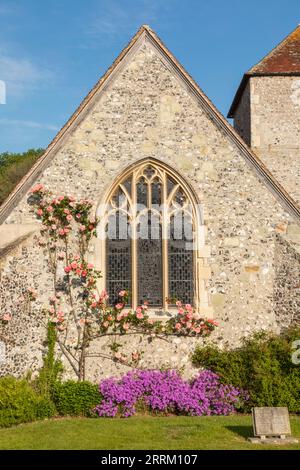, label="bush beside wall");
[0,376,55,428]
[53,381,101,417]
[192,328,300,412]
